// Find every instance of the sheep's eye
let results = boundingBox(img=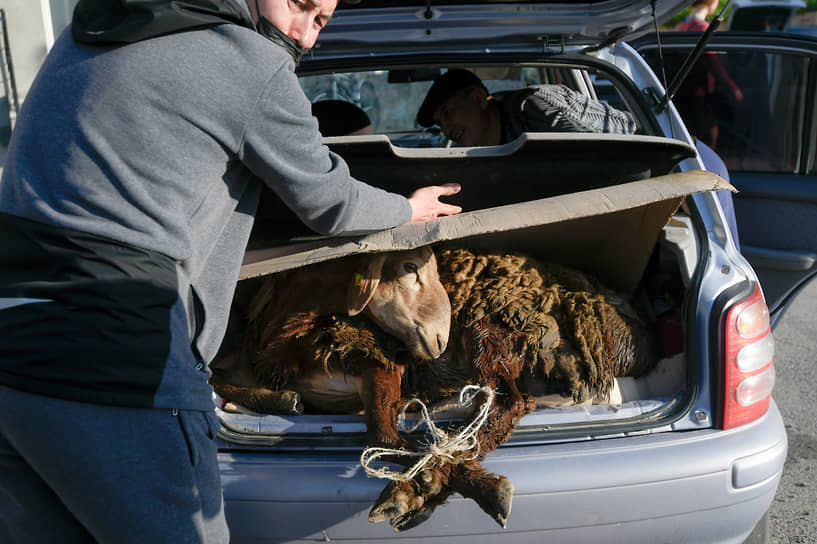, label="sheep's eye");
[403,262,419,274]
